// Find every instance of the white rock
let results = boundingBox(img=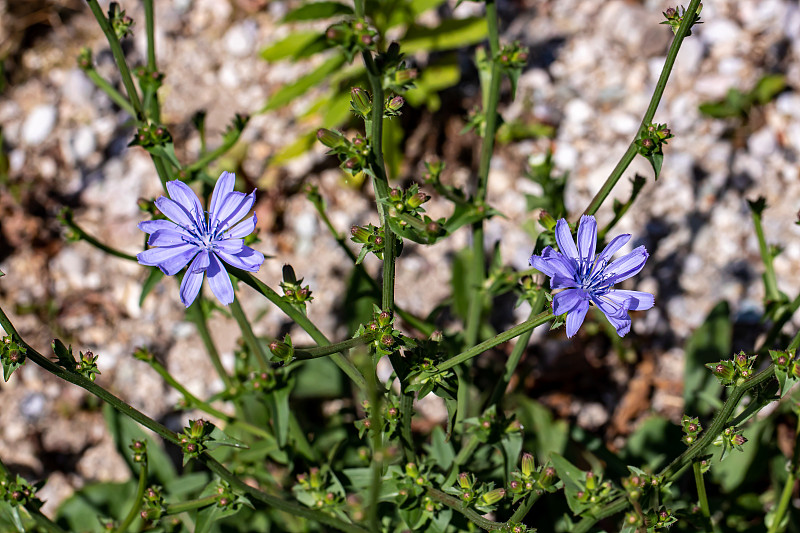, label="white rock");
[675,37,705,76]
[224,21,258,57]
[775,93,800,119]
[564,98,593,124]
[63,69,95,106]
[21,104,57,146]
[700,19,742,54]
[9,149,25,173]
[72,126,96,161]
[747,127,777,157]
